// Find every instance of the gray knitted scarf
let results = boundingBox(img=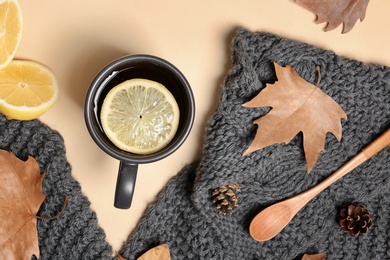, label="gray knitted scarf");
[1,28,389,260]
[119,28,390,259]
